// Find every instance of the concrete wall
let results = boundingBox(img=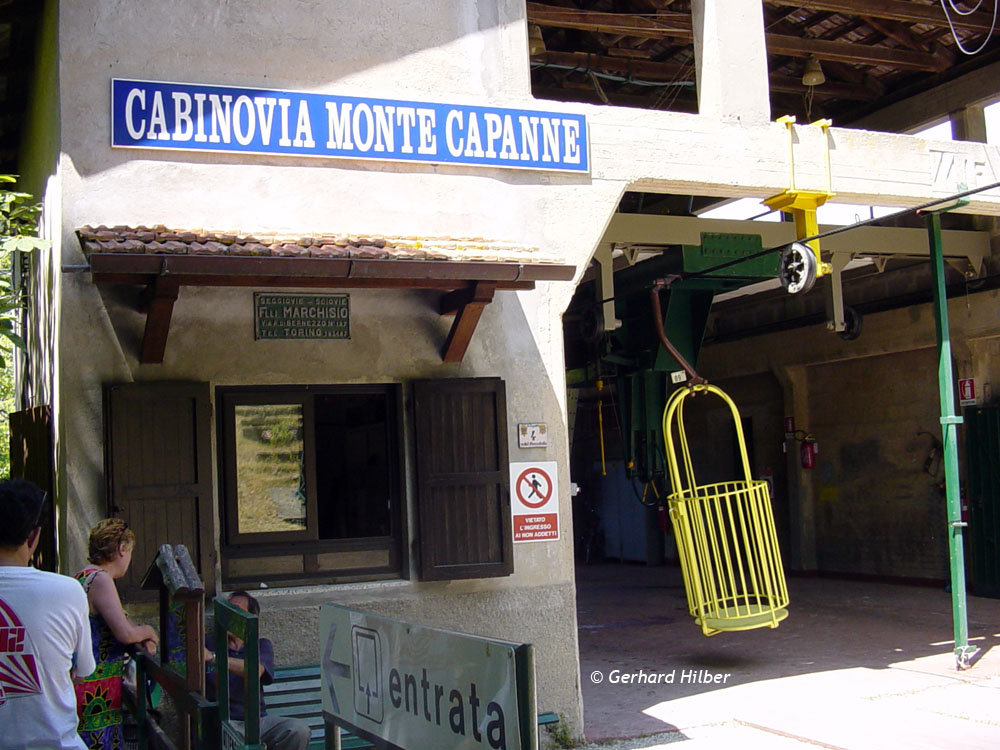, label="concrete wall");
[52,0,598,732]
[700,289,1000,581]
[807,348,947,579]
